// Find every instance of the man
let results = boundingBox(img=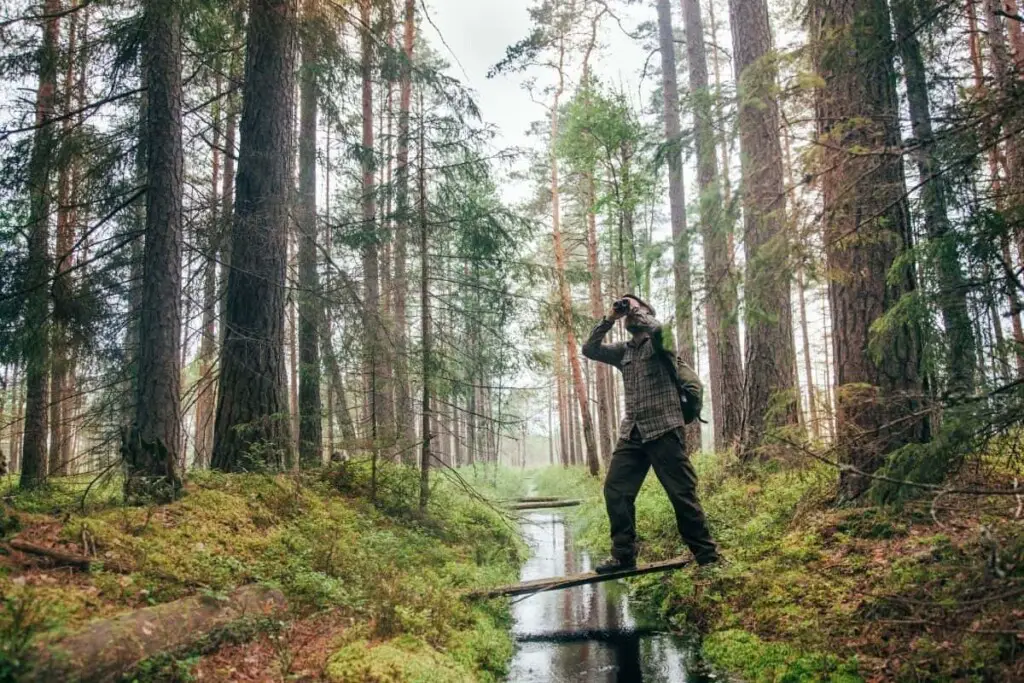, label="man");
[582,294,720,573]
